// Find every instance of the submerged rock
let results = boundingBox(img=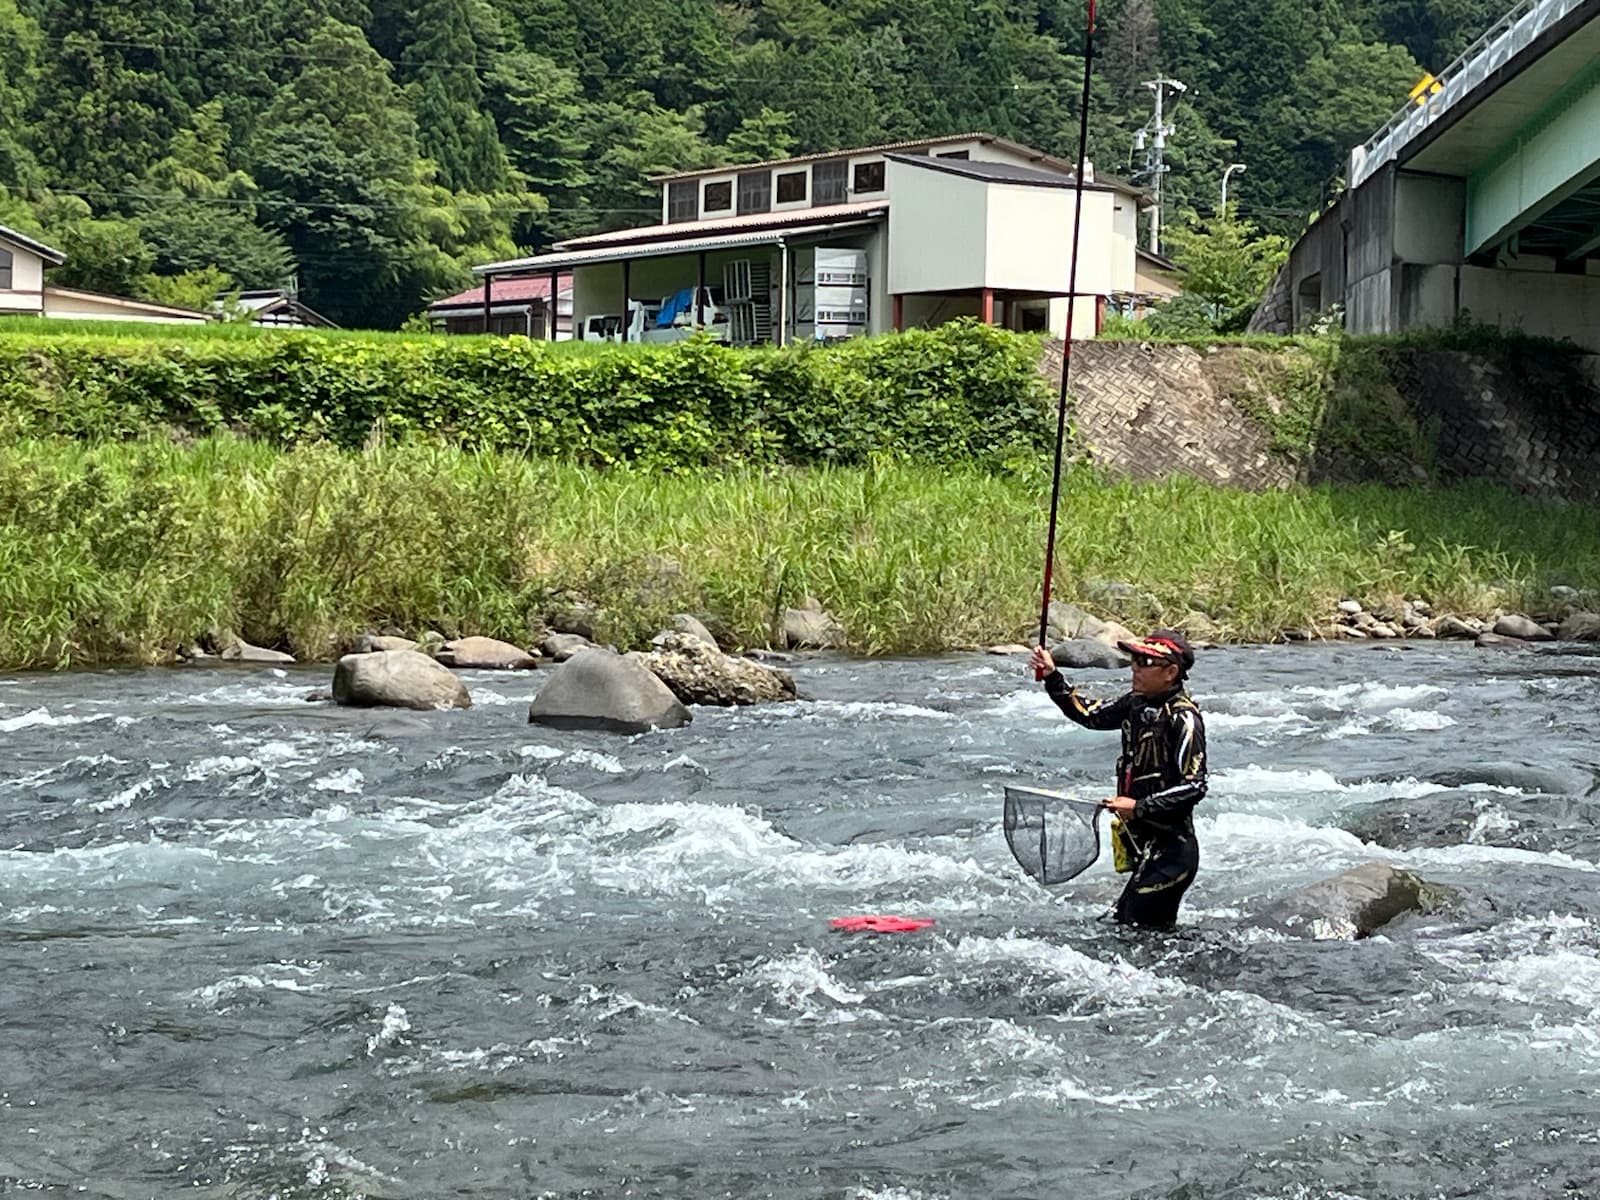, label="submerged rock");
[333,649,471,710]
[641,632,795,706]
[1257,862,1459,940]
[528,647,691,733]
